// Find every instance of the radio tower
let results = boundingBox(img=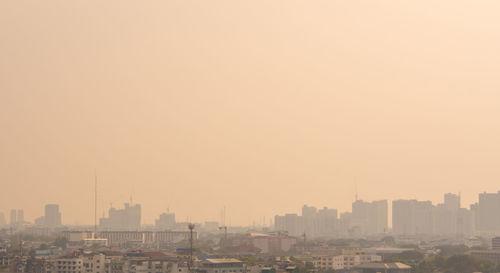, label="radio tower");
[94,172,98,237]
